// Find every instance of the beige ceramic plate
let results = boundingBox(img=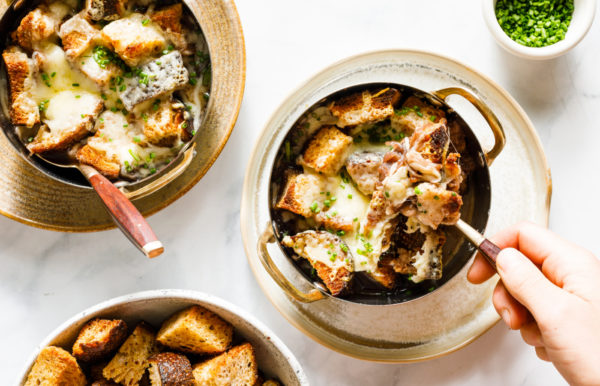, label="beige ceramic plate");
[0,0,245,231]
[241,50,551,362]
[17,289,308,385]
